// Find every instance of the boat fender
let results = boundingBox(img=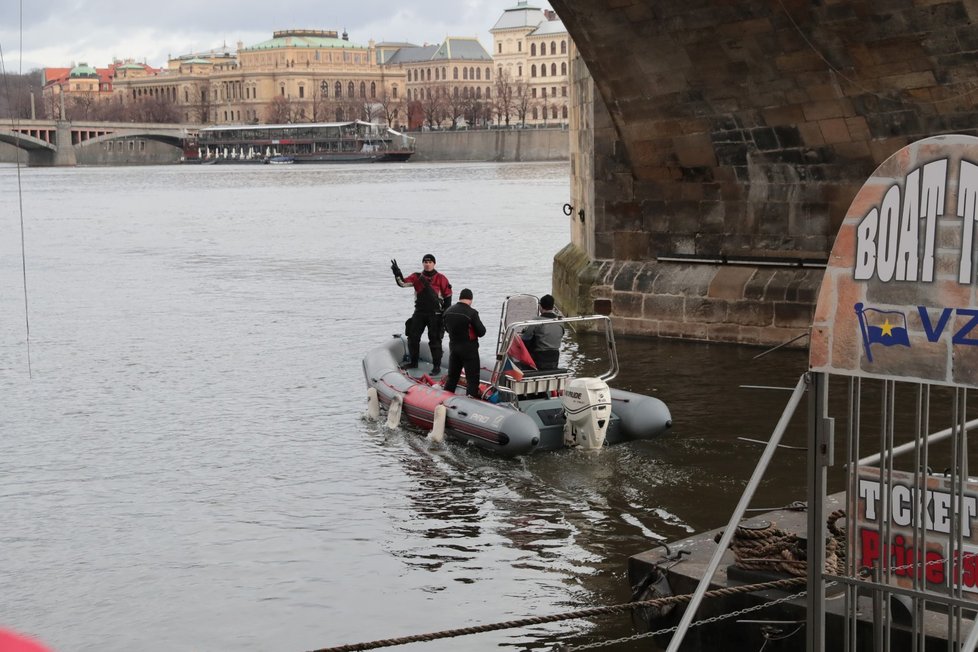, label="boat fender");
[366,388,380,421]
[386,394,403,429]
[630,565,675,625]
[428,404,447,443]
